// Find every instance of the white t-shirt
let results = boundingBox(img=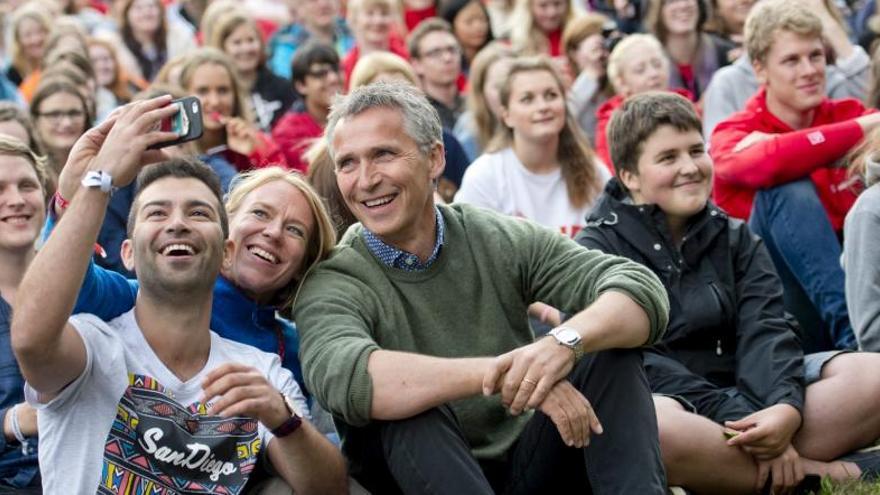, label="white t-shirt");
[454,147,611,238]
[26,310,308,494]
